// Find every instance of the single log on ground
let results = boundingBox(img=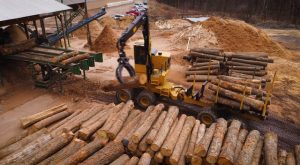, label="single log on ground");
[250,136,264,165]
[229,69,267,76]
[108,100,134,140]
[29,110,71,133]
[286,152,296,165]
[154,151,164,163]
[138,153,152,165]
[264,132,278,165]
[109,154,130,165]
[218,119,242,165]
[190,48,223,55]
[179,134,190,165]
[96,103,125,141]
[125,156,139,165]
[132,104,164,143]
[78,110,111,140]
[188,65,219,71]
[193,61,219,67]
[102,76,142,92]
[190,52,224,61]
[80,141,125,165]
[206,93,251,111]
[0,133,52,165]
[194,123,216,157]
[295,145,300,165]
[186,120,200,160]
[231,58,268,67]
[170,116,196,165]
[217,75,261,89]
[48,110,82,132]
[0,128,47,159]
[20,104,67,128]
[185,69,219,76]
[146,111,167,144]
[151,106,179,151]
[21,132,74,165]
[51,51,79,63]
[61,53,90,65]
[115,113,143,143]
[278,149,288,165]
[122,106,154,146]
[209,84,264,111]
[0,129,28,150]
[161,114,187,156]
[39,138,86,165]
[234,129,249,163]
[59,137,108,165]
[206,118,228,164]
[236,130,260,165]
[186,75,217,82]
